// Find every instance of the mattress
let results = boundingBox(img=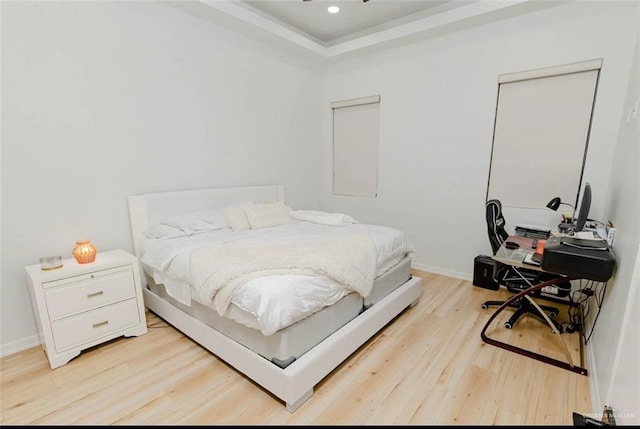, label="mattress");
[139,220,414,336]
[146,254,412,367]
